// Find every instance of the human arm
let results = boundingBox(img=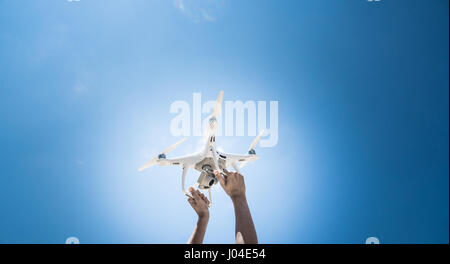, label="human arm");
[215,169,258,244]
[187,187,210,244]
